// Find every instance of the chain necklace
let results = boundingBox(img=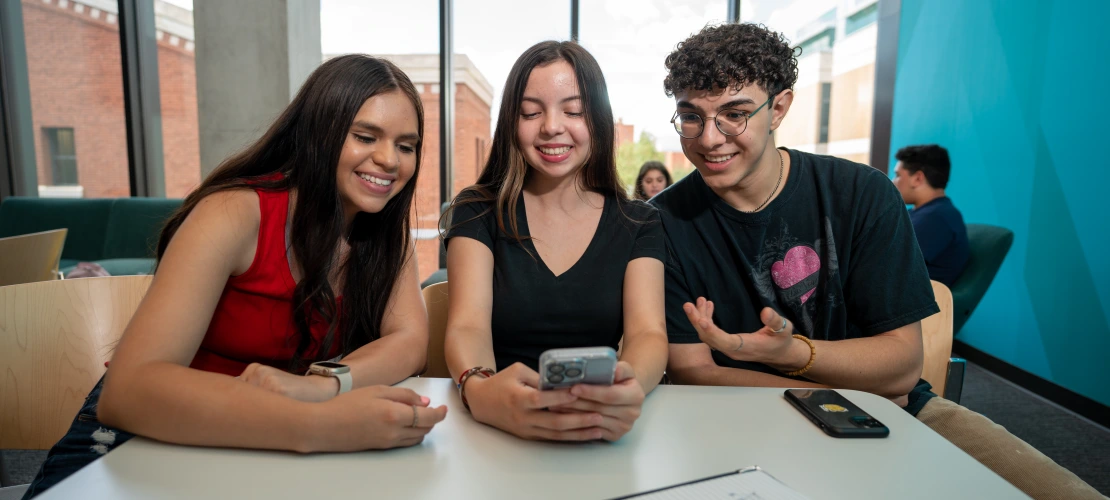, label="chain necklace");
[741,149,784,213]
